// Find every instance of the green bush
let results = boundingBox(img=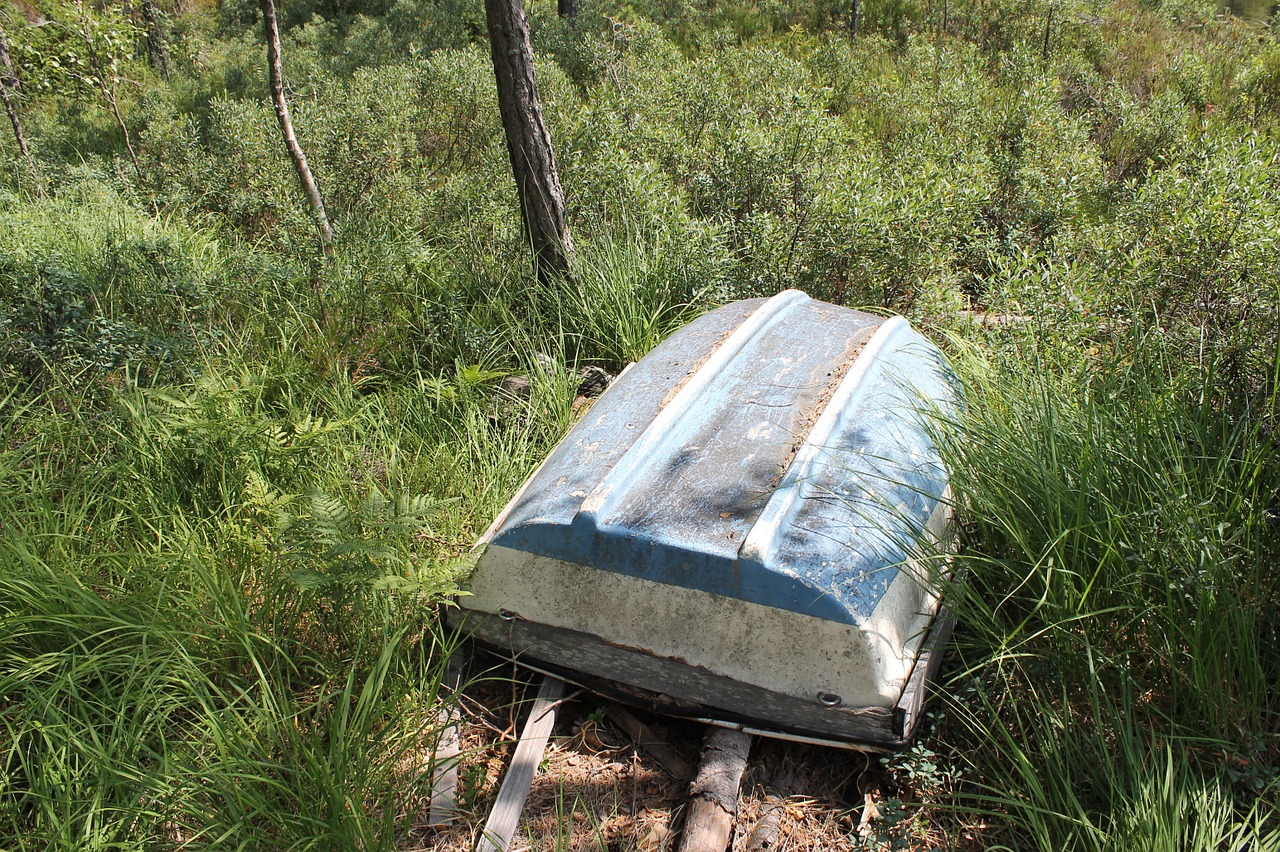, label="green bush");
[1235,40,1280,122]
[1074,133,1280,394]
[0,181,228,386]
